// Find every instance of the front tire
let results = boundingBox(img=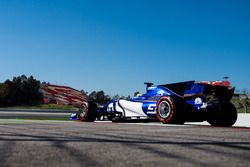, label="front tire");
[207,102,237,127]
[78,102,97,122]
